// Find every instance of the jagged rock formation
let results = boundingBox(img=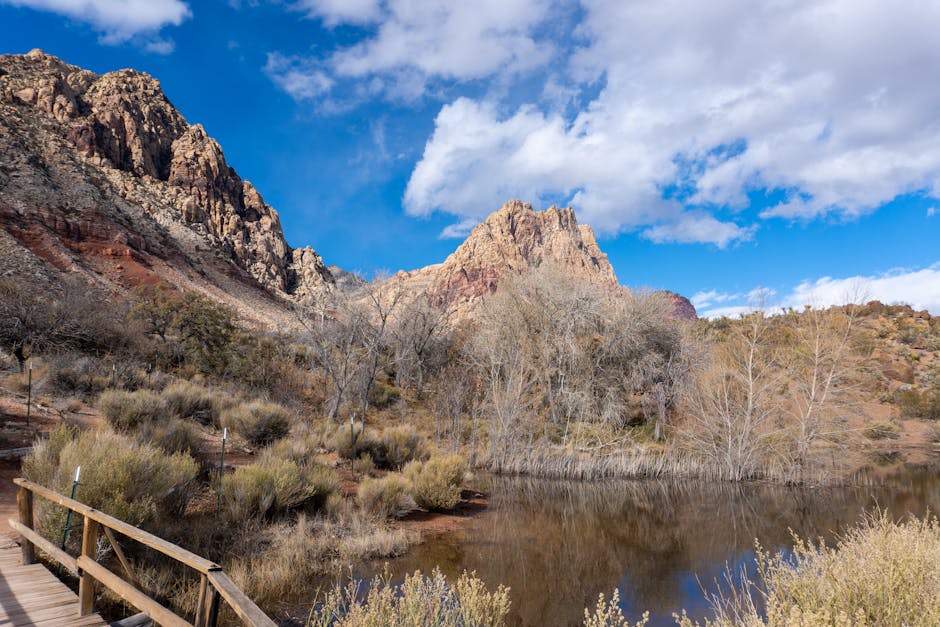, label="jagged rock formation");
[0,49,331,324]
[381,200,622,315]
